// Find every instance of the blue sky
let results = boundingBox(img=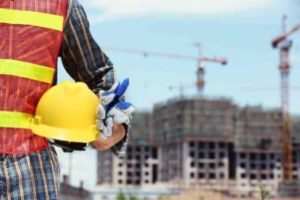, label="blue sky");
[57,0,300,189]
